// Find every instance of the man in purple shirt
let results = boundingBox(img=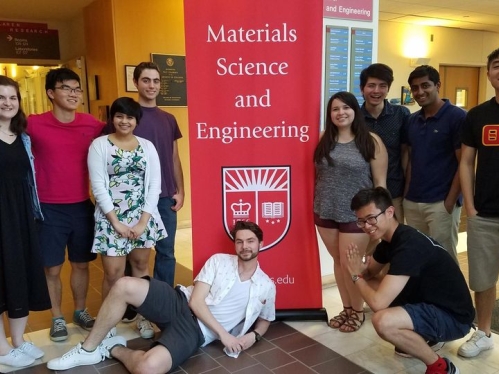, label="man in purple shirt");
[123,62,185,338]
